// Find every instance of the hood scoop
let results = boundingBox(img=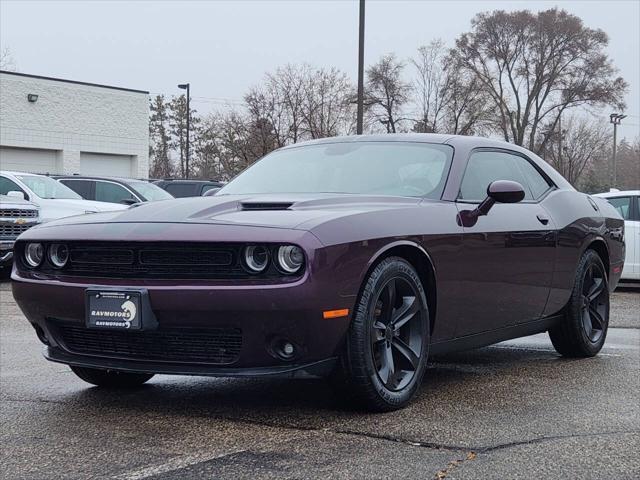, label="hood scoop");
[240,201,294,211]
